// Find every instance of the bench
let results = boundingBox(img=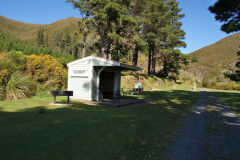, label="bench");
[50,91,73,104]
